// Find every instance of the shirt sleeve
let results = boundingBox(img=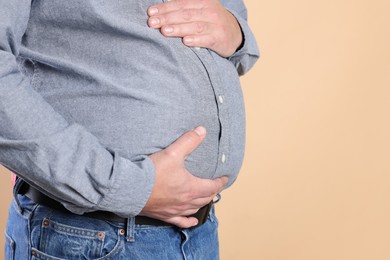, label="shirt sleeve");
[0,0,155,218]
[221,0,260,76]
